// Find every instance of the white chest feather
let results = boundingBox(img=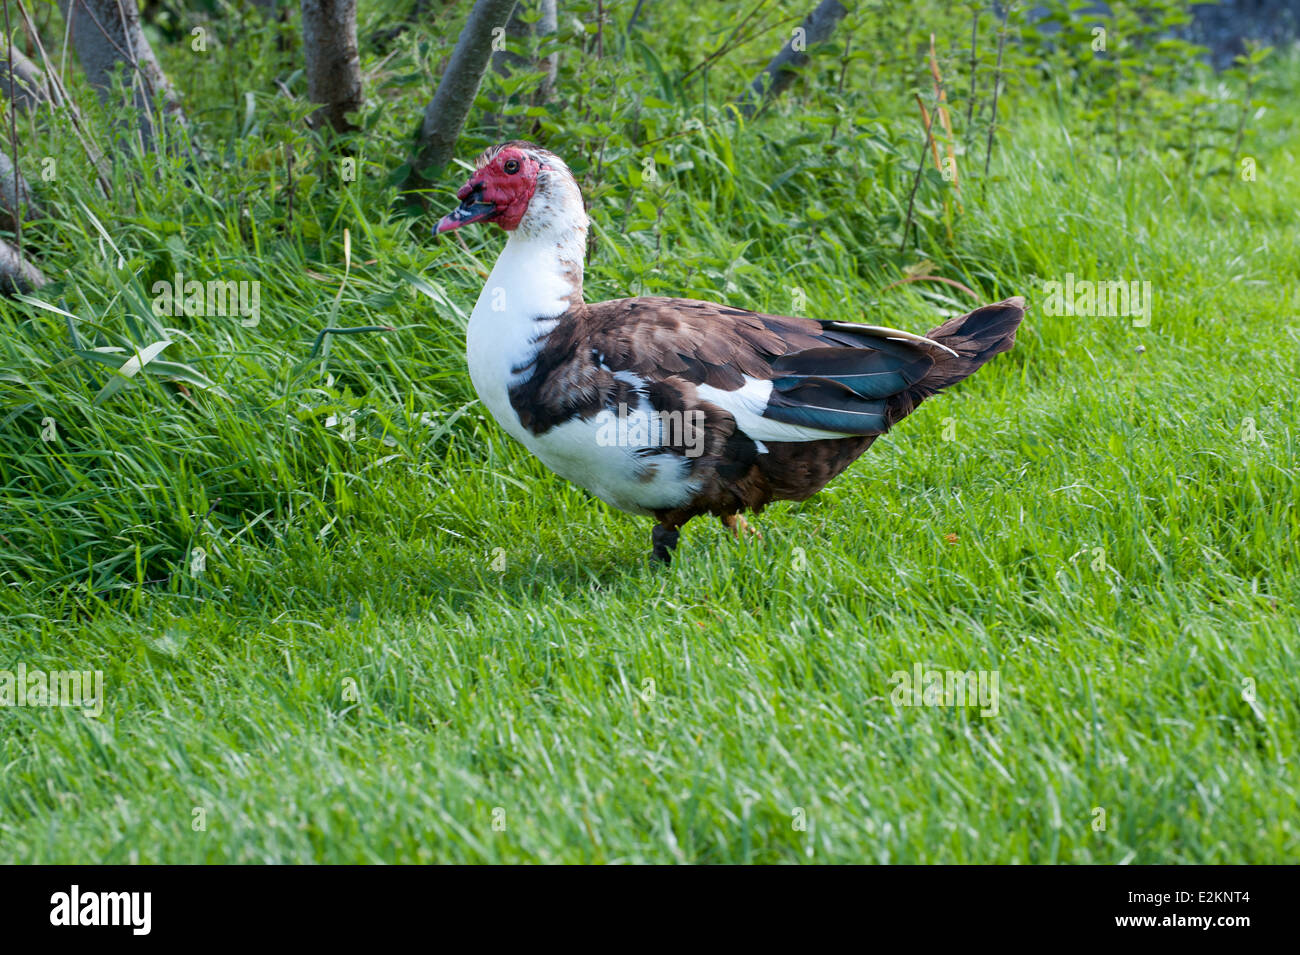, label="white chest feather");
[465,236,697,514]
[465,237,566,445]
